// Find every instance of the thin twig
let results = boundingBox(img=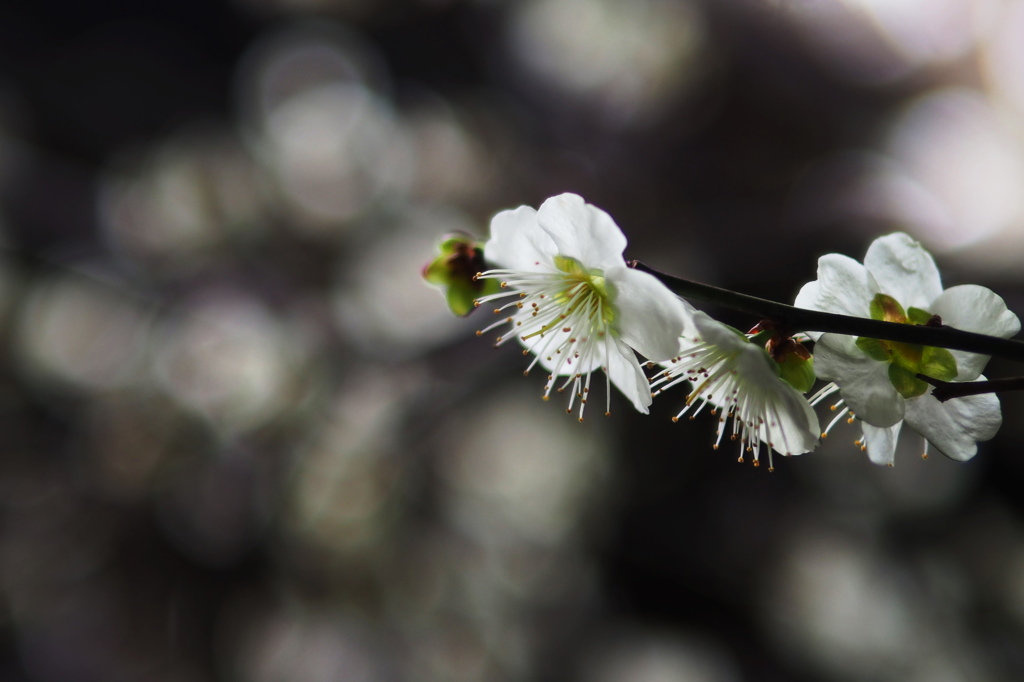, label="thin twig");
[916,375,1024,402]
[630,260,1024,365]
